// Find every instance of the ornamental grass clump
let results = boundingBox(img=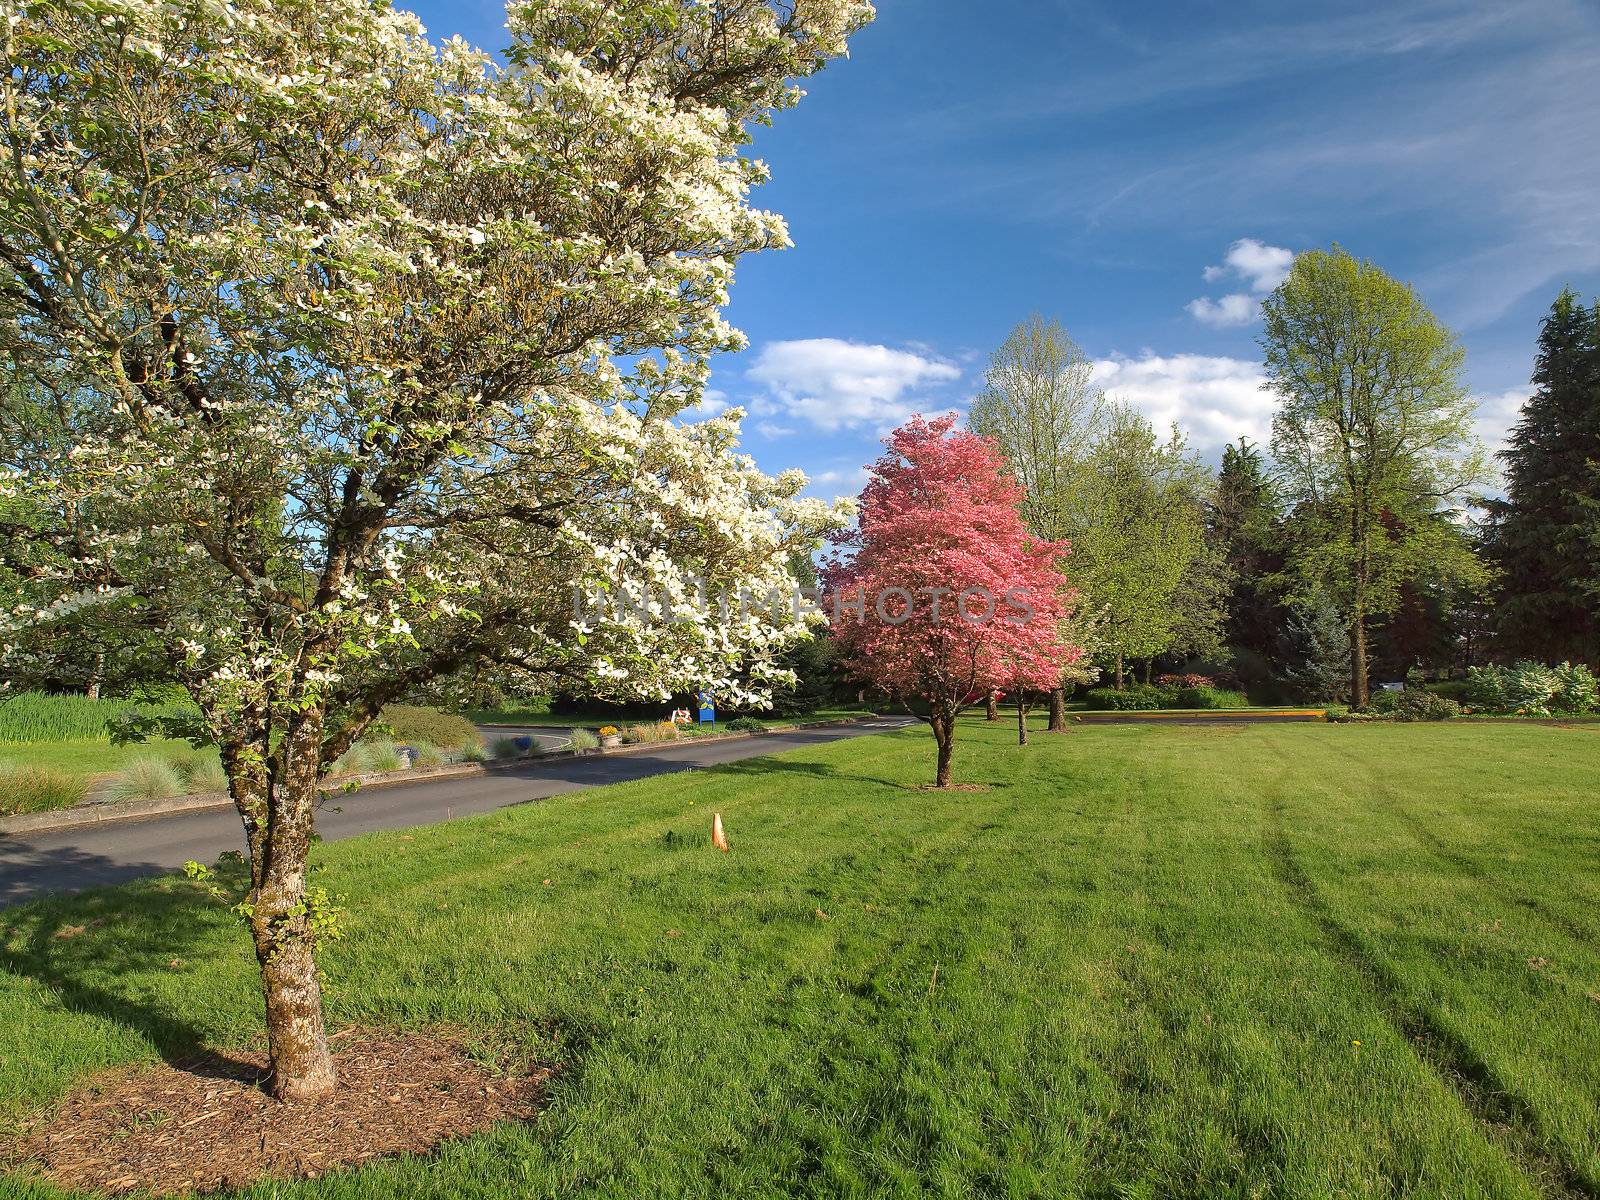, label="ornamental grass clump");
[109,756,185,803]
